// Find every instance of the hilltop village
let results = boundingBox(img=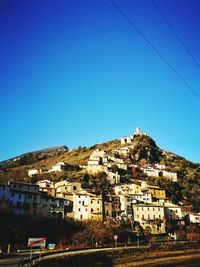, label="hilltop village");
[0,128,200,237]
